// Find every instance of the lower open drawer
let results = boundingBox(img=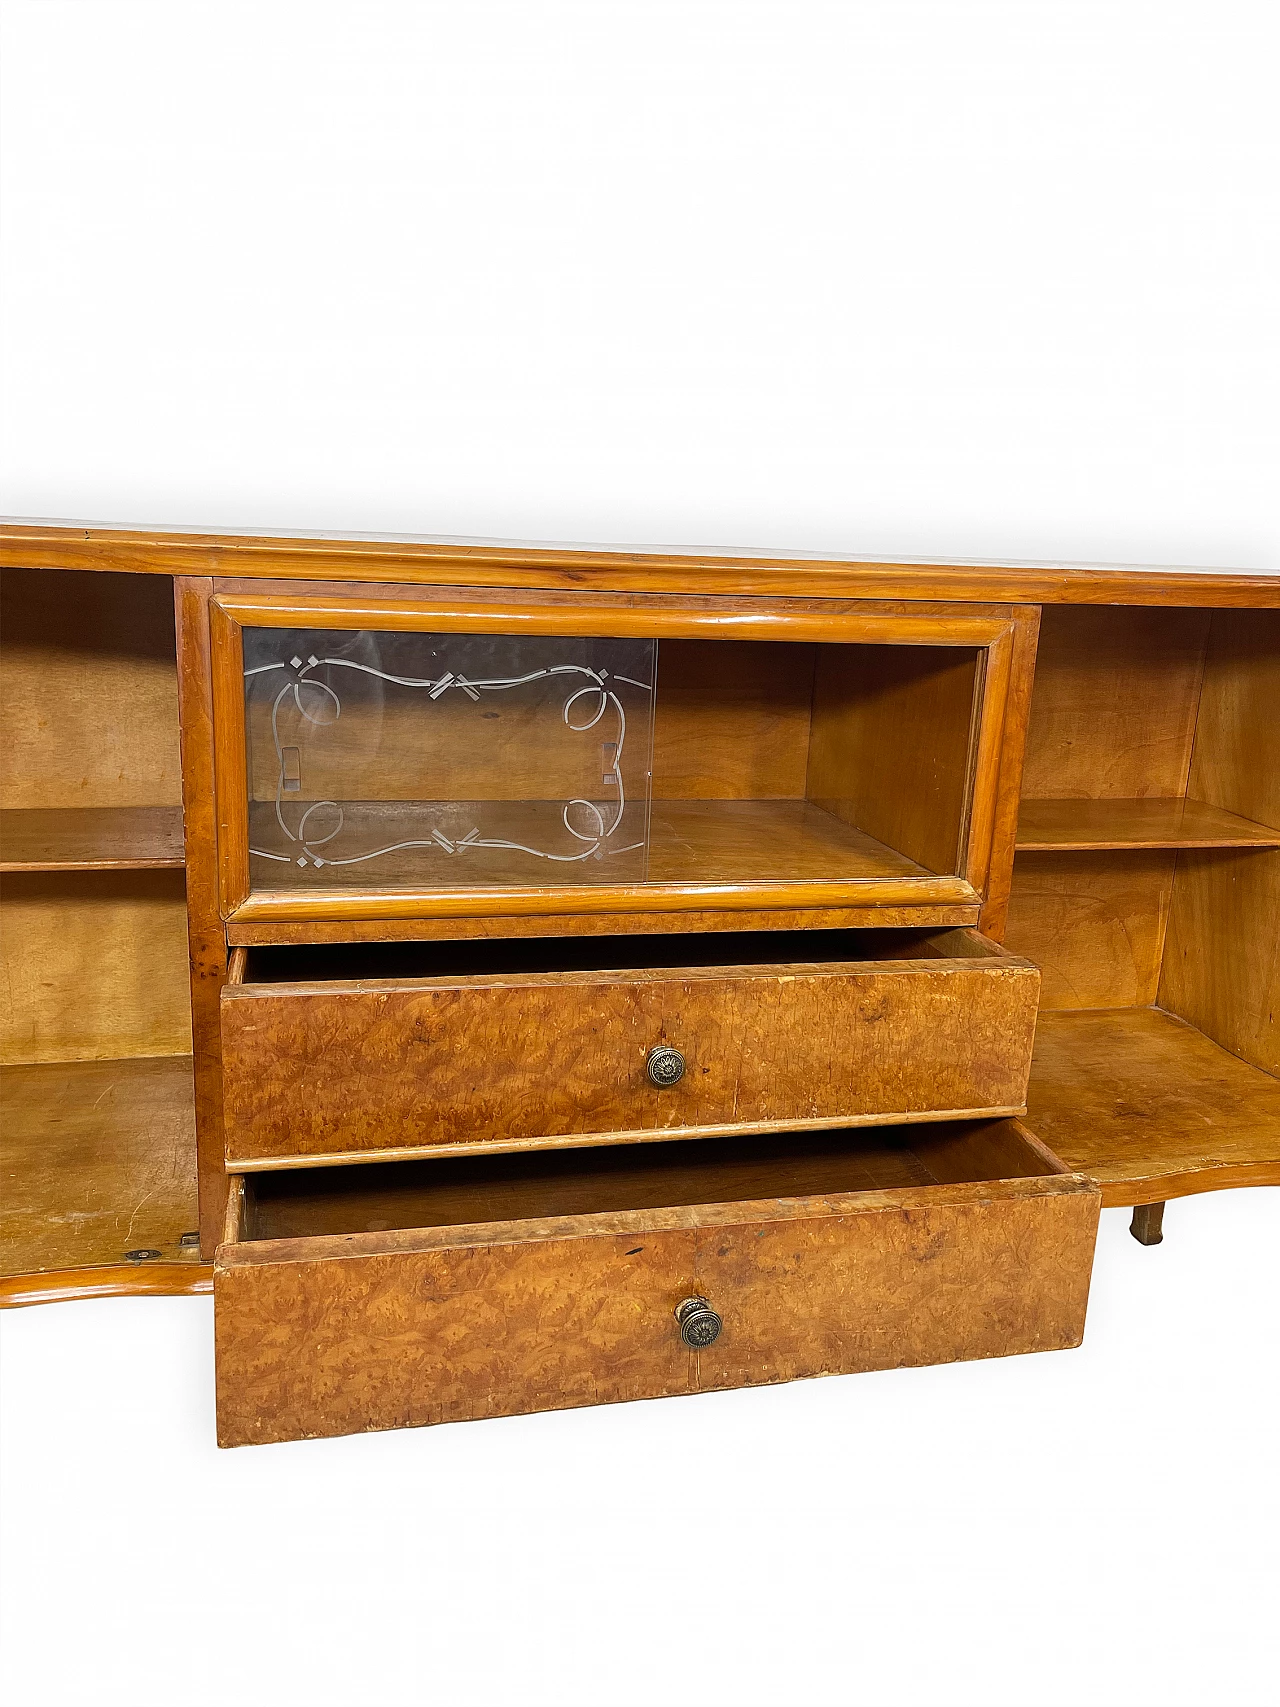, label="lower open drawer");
[214,1117,1100,1446]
